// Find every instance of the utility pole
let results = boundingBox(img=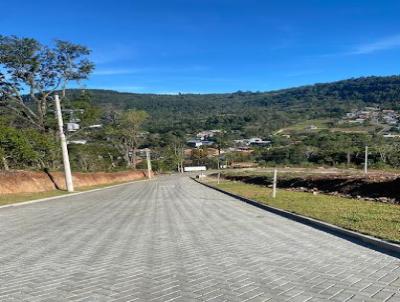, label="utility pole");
[54,94,74,192]
[272,168,278,198]
[145,149,152,179]
[217,172,221,184]
[364,145,368,175]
